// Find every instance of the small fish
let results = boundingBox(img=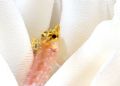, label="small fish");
[24,25,60,86]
